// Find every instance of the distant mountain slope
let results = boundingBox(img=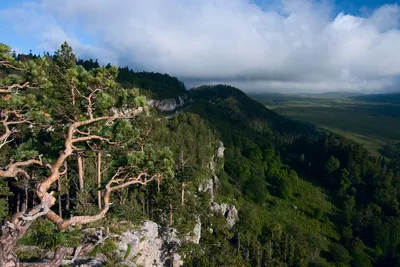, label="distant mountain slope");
[117,68,187,99]
[190,84,316,137]
[76,59,187,99]
[351,93,400,103]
